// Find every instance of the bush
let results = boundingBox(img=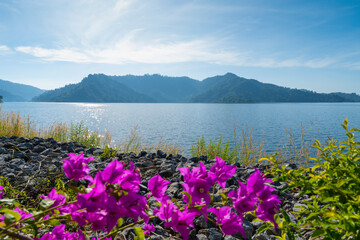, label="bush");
[264,119,360,239]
